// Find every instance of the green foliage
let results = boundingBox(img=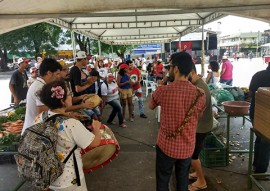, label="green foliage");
[91,40,134,58]
[0,22,66,59]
